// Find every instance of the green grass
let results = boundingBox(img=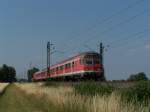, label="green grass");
[44,81,150,105]
[120,81,150,105]
[73,81,150,105]
[74,82,114,96]
[19,82,150,112]
[0,84,87,112]
[0,81,150,112]
[0,84,58,112]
